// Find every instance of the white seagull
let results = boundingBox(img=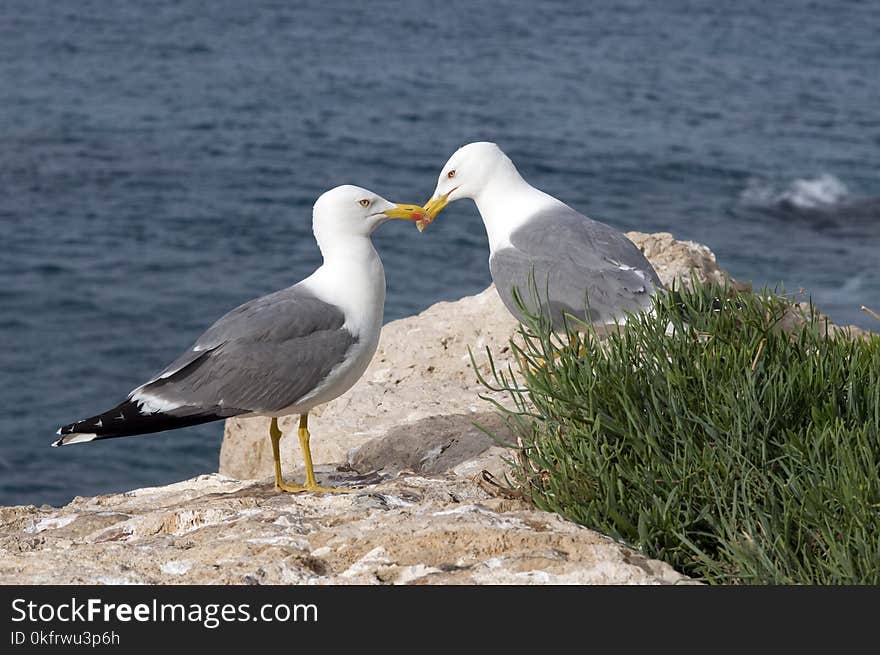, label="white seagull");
[55,185,425,493]
[419,142,663,329]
